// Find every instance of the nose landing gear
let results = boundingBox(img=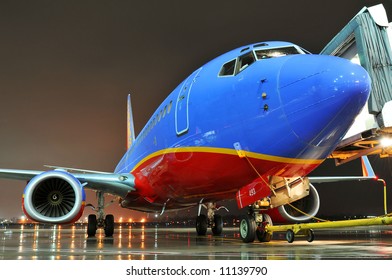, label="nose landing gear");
[239,204,273,243]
